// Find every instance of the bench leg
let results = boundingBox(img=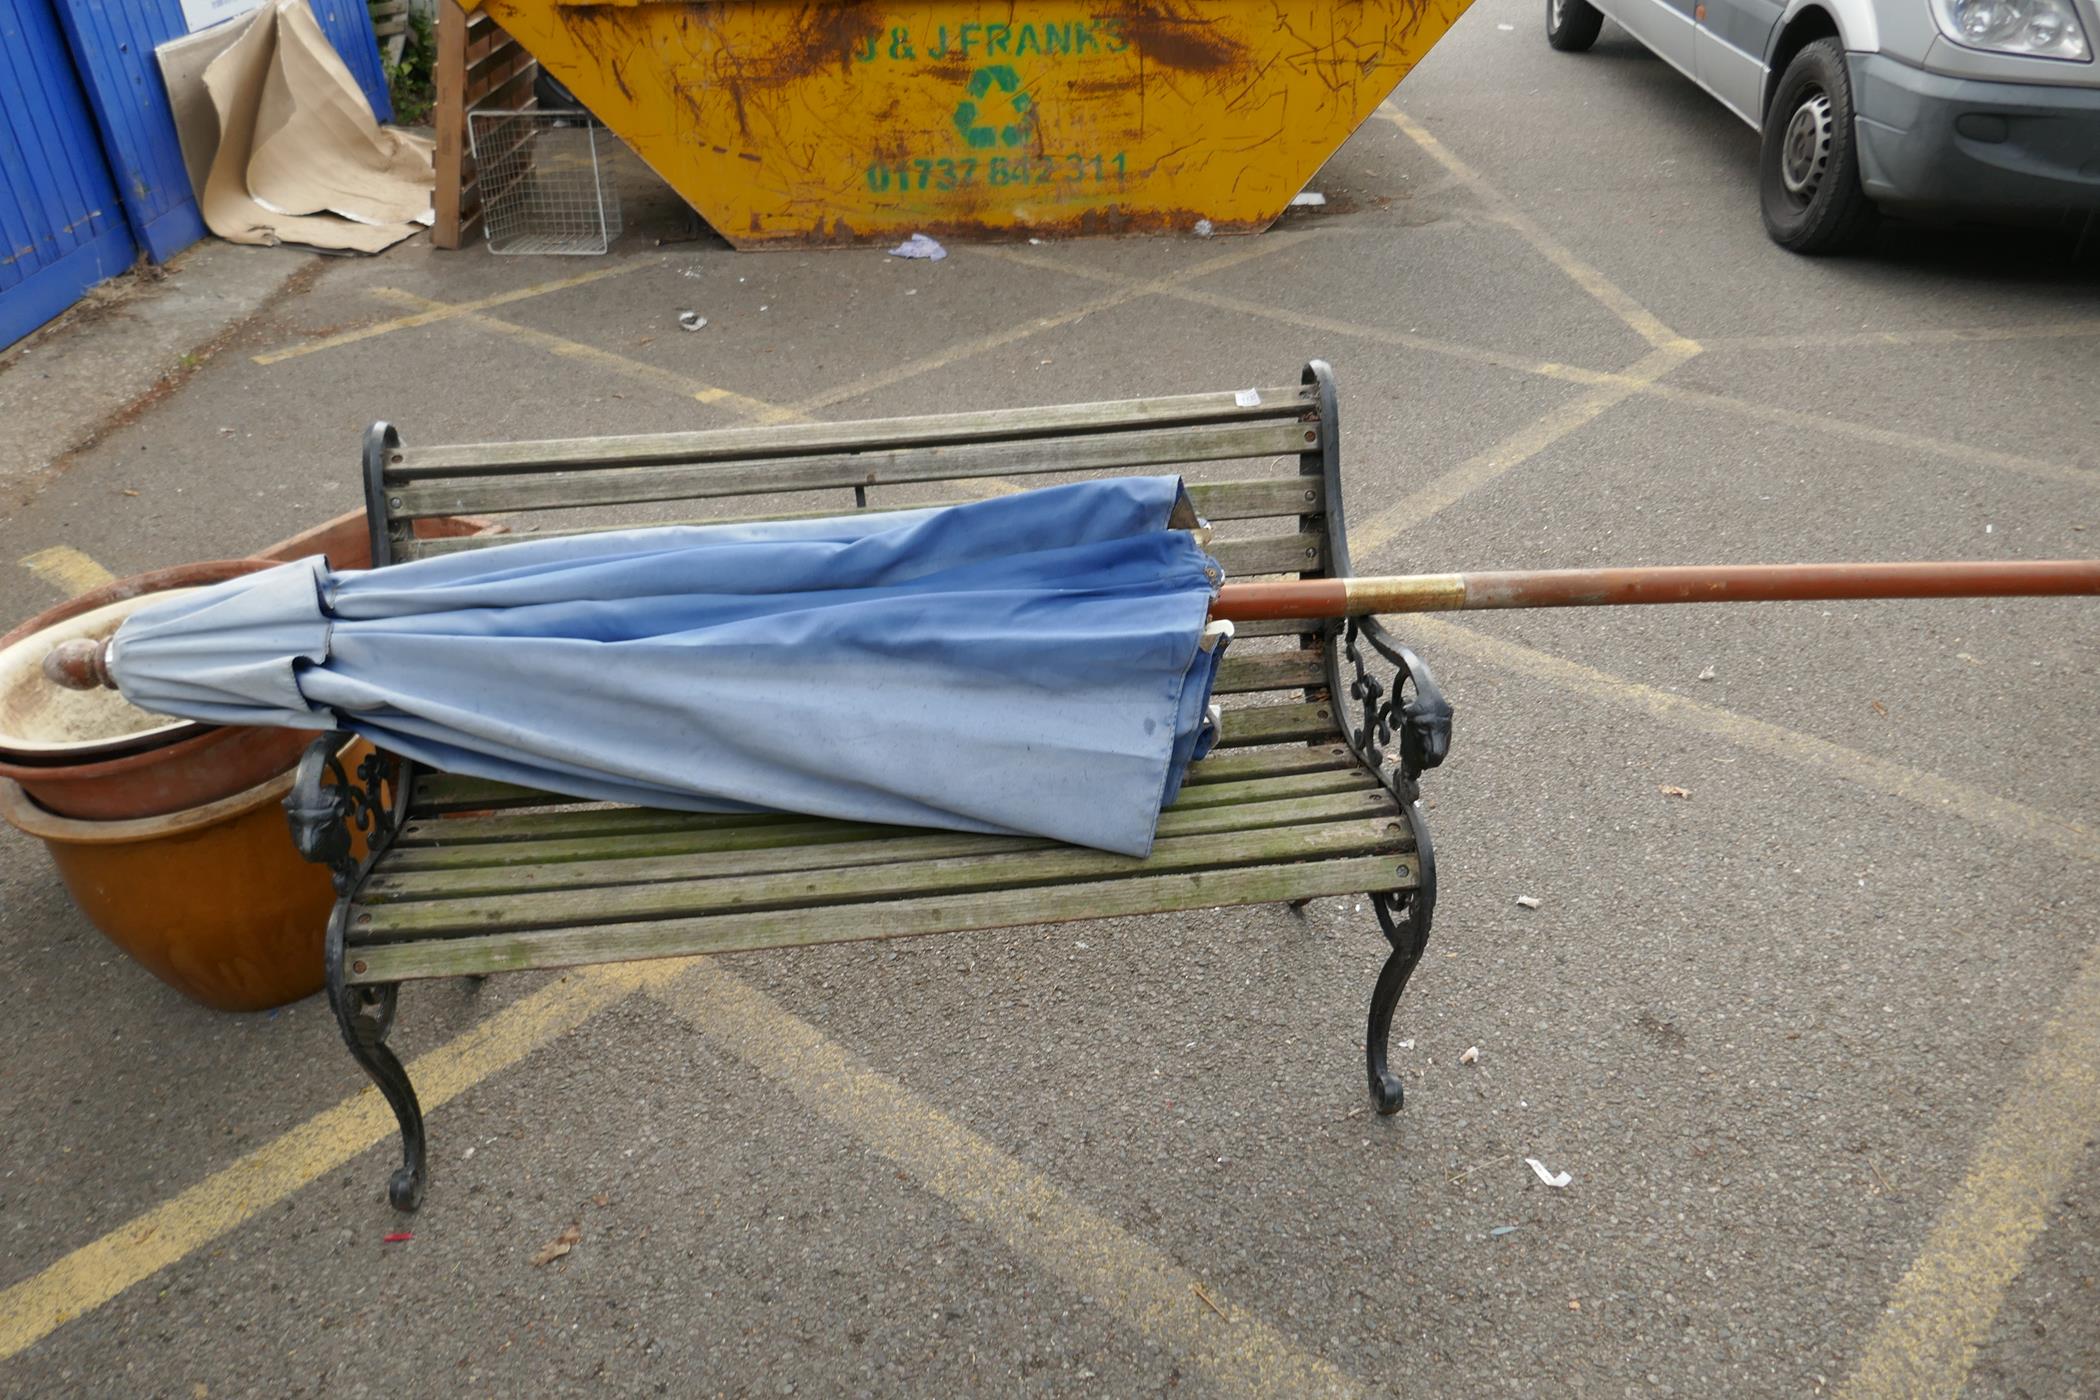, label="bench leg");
[1365,800,1438,1115]
[1365,894,1429,1114]
[327,967,427,1212]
